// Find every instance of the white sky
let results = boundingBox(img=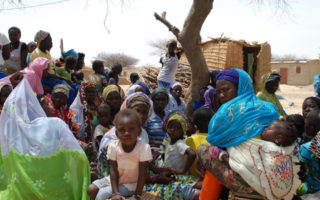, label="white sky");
[1,0,319,67]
